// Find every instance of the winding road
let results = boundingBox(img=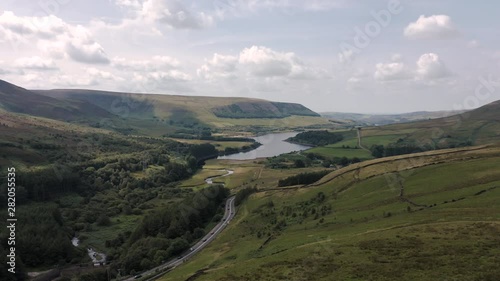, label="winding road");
[124,196,236,281]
